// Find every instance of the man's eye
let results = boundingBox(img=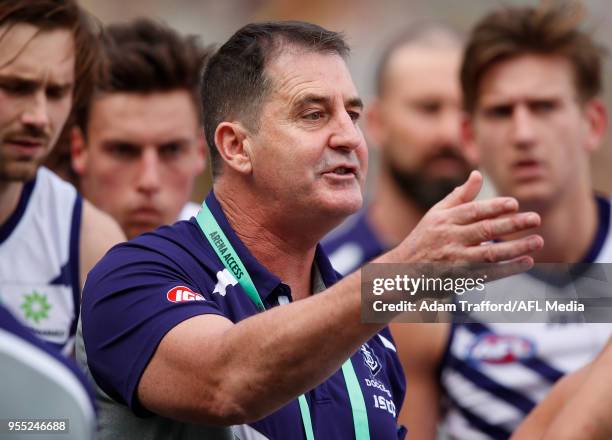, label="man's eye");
[107,144,140,159]
[0,81,35,96]
[159,143,185,159]
[46,86,71,100]
[303,111,324,121]
[530,100,558,114]
[484,105,513,119]
[348,111,361,122]
[417,102,441,115]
